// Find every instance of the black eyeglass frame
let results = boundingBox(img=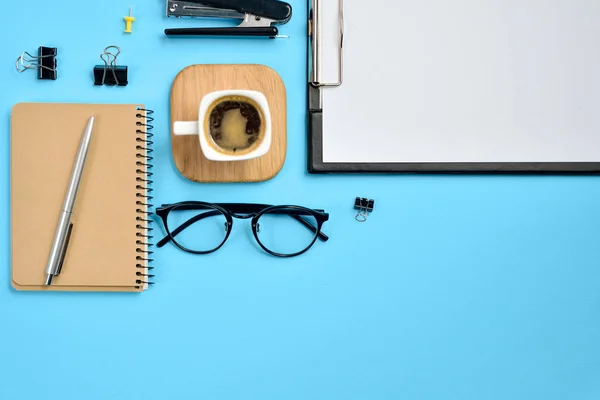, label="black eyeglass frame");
[155,202,330,258]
